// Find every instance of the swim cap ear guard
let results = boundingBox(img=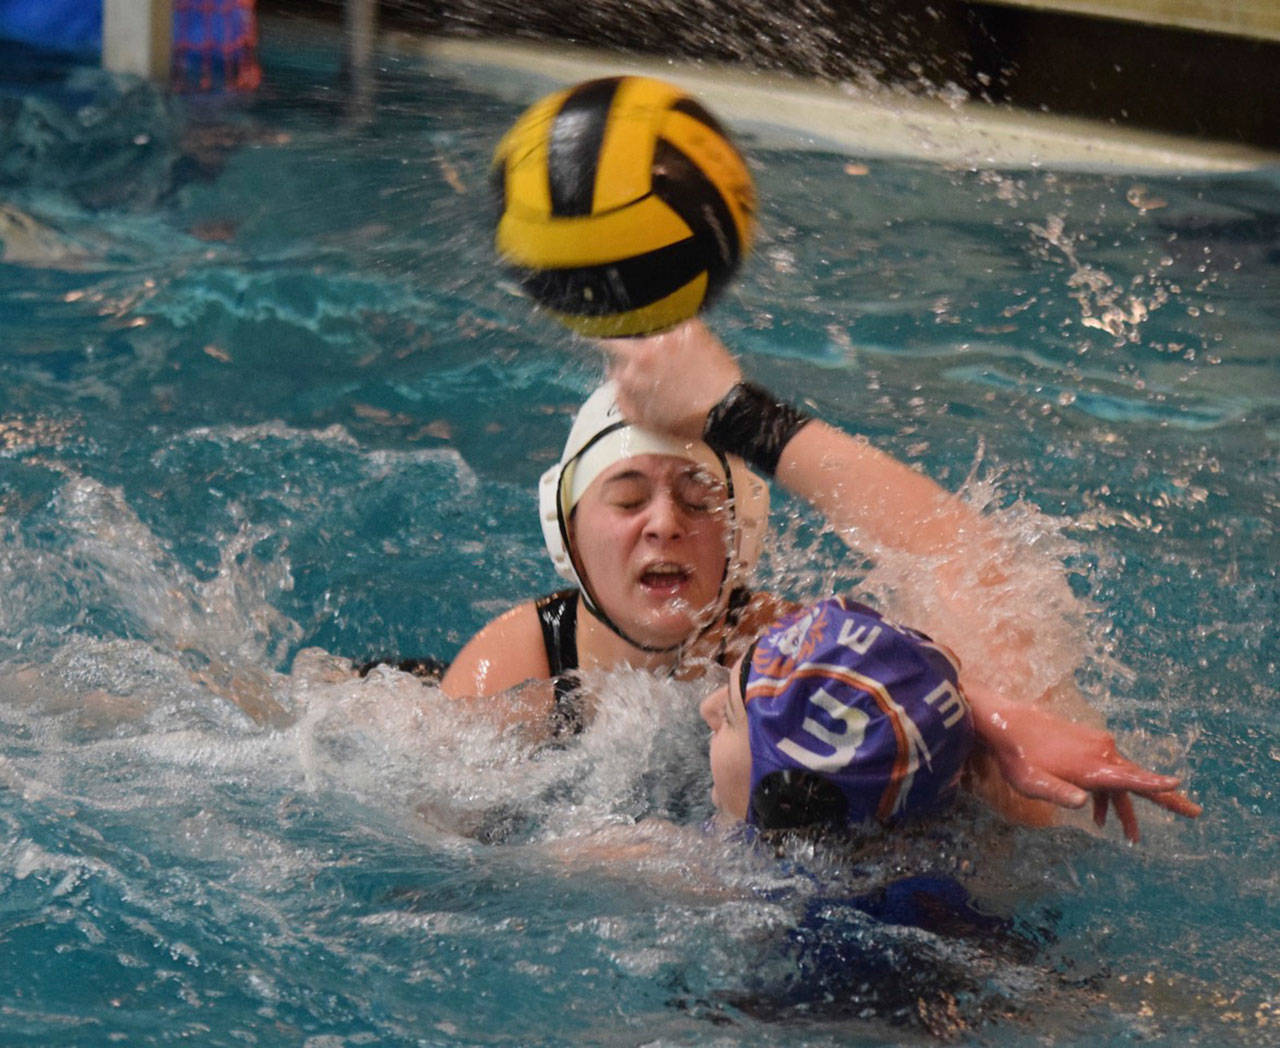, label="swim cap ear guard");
[539,382,769,623]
